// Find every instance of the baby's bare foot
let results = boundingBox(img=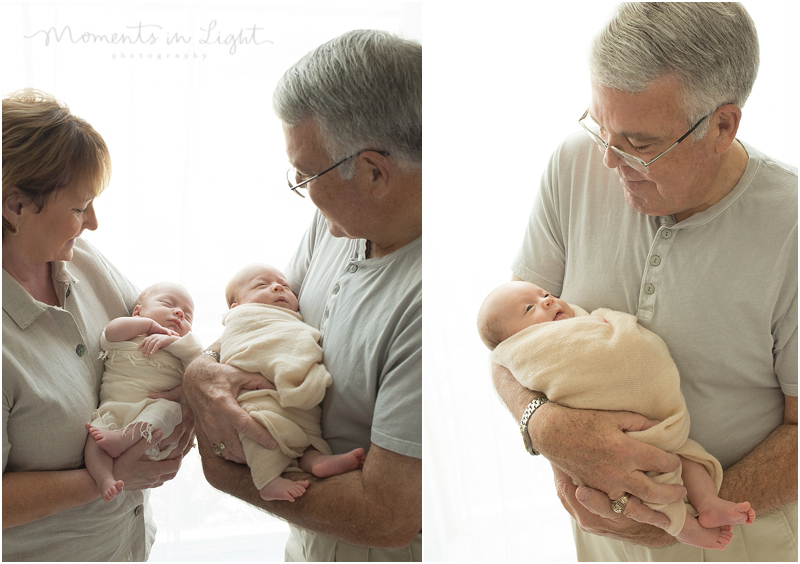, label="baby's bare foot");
[698,500,755,528]
[259,477,311,502]
[677,514,734,550]
[311,448,366,478]
[85,423,142,458]
[101,479,124,502]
